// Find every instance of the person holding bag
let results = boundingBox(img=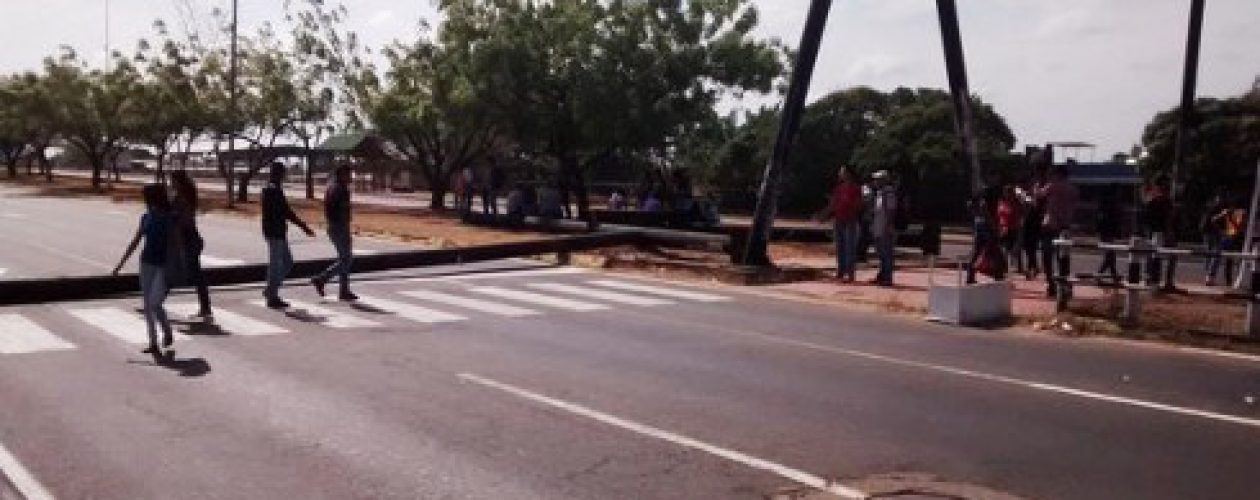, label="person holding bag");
[171,170,212,317]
